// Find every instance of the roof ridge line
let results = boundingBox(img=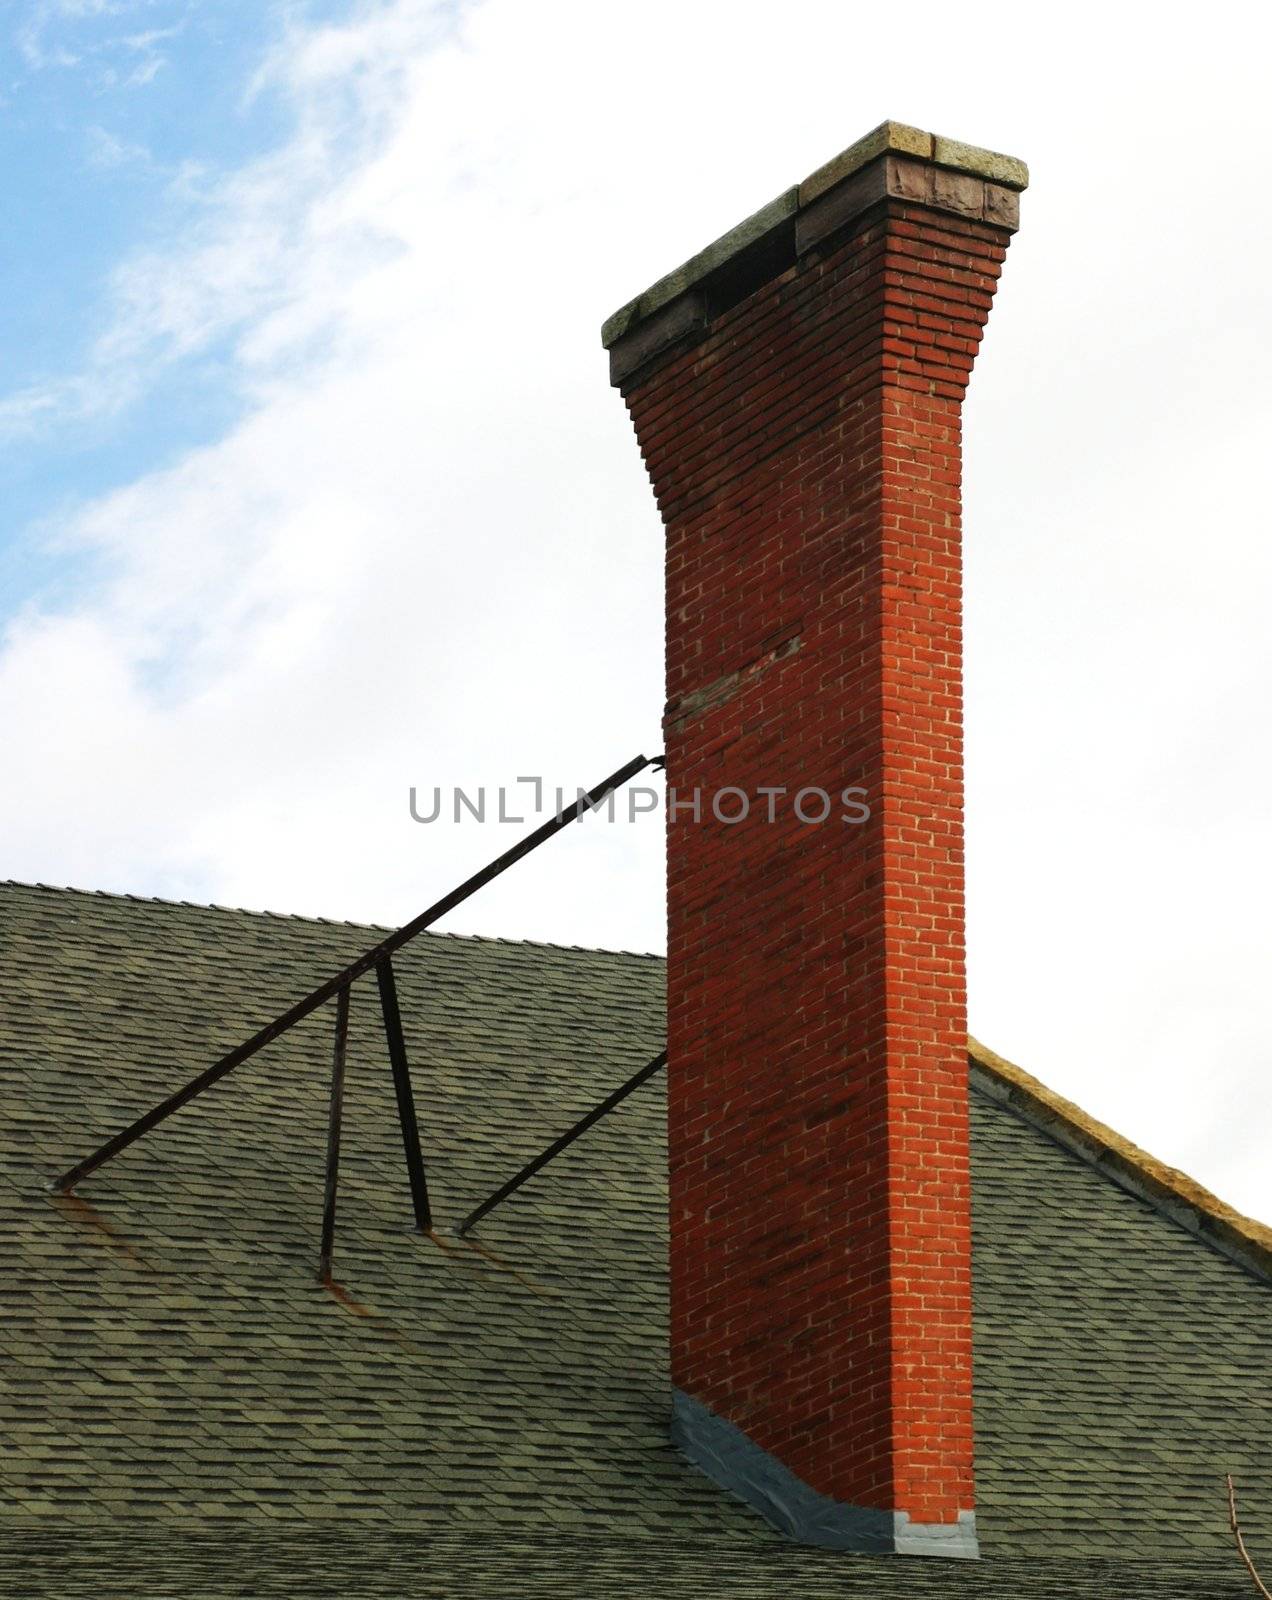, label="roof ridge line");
[0,878,664,960]
[968,1035,1272,1285]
